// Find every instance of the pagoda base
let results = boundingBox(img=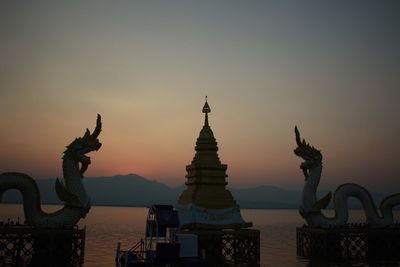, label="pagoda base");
[177,203,252,230]
[180,228,260,266]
